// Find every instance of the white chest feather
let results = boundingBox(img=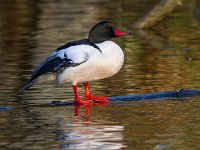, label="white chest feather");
[96,41,124,74]
[57,41,124,85]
